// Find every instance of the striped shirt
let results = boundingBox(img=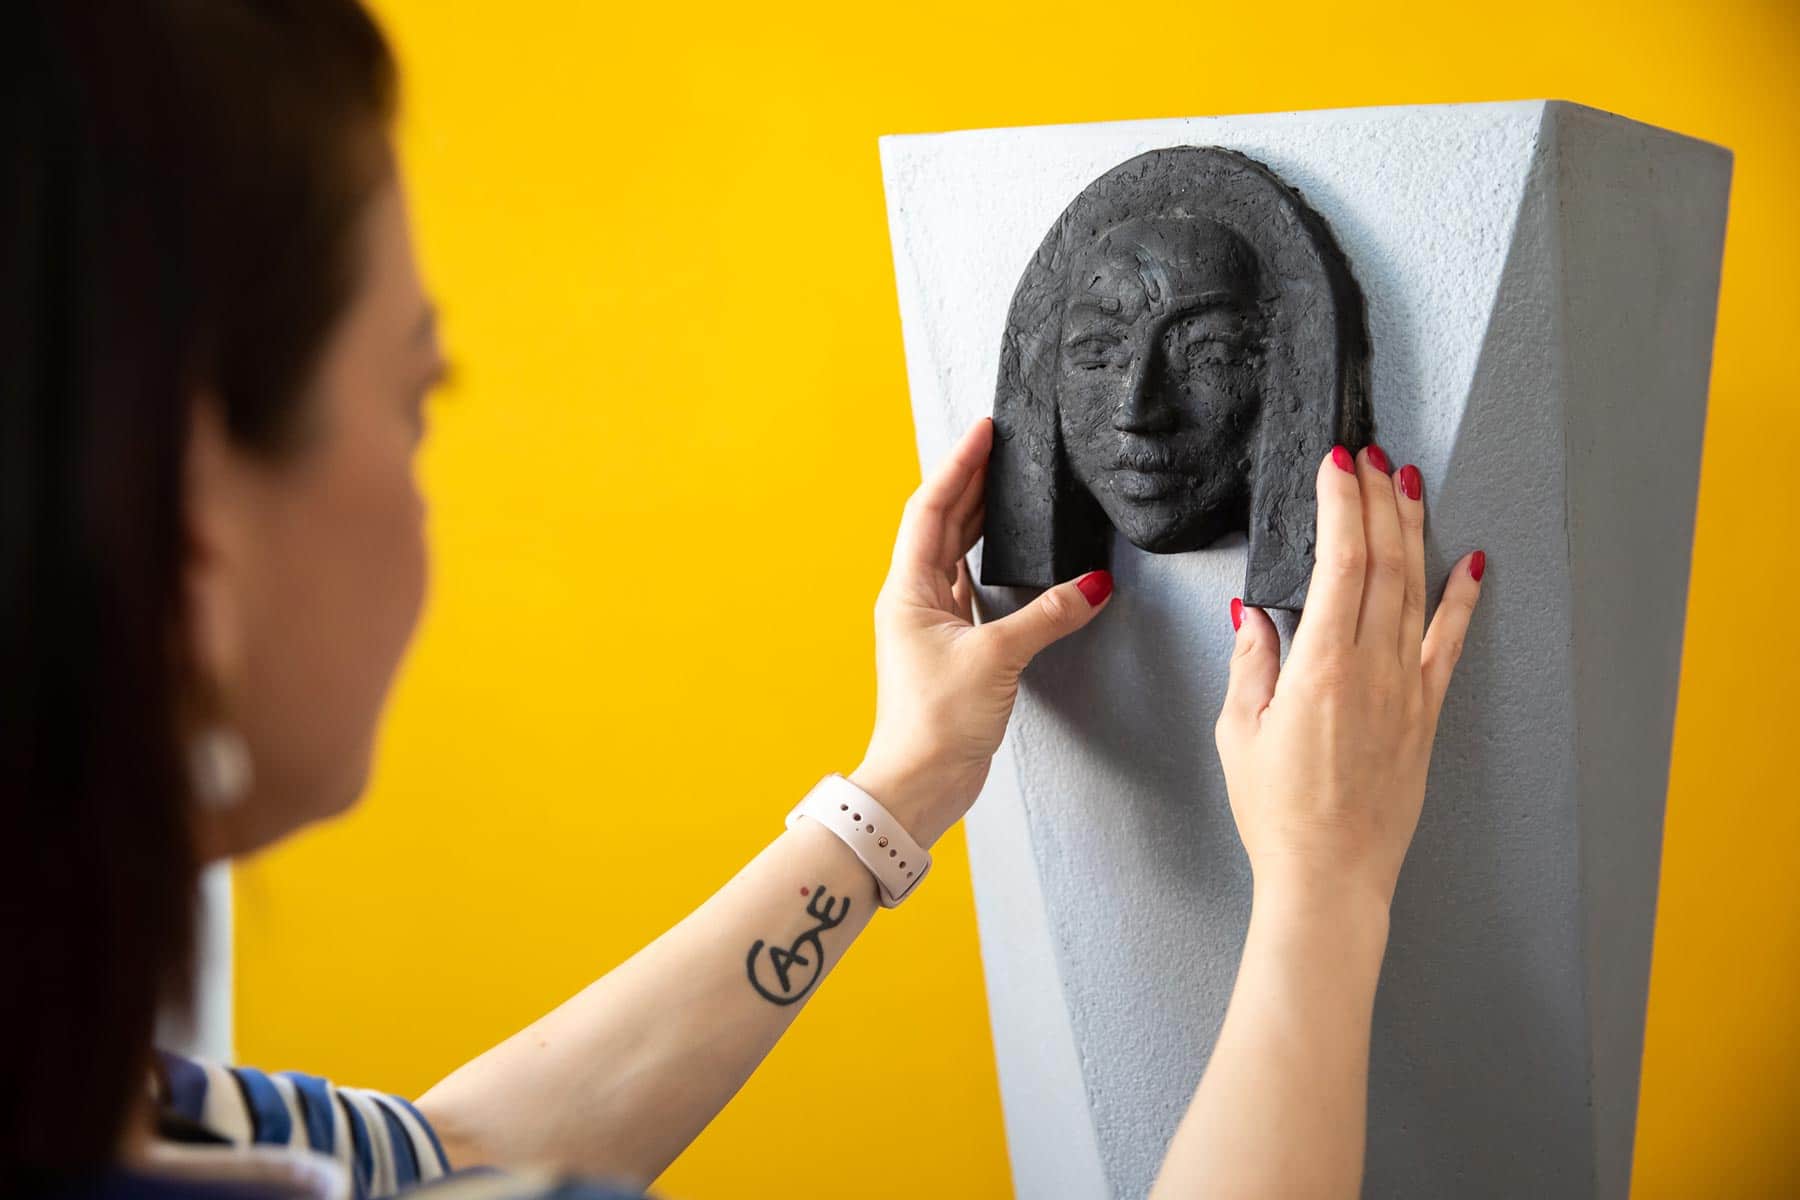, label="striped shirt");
[145,1051,644,1200]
